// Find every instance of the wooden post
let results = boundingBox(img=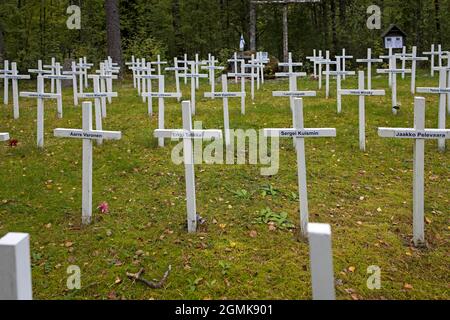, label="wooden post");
[308,223,335,300]
[0,233,33,300]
